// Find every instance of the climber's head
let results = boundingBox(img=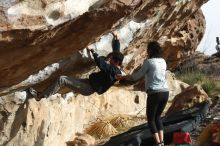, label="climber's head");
[110,52,124,66]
